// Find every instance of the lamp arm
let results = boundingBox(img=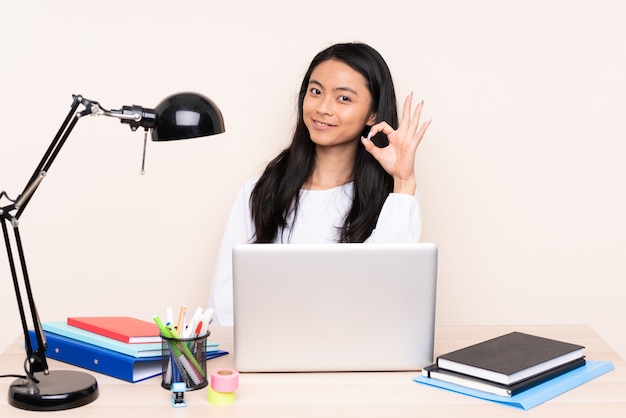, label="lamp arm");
[12,95,156,218]
[0,95,91,380]
[0,95,156,382]
[0,93,155,381]
[0,219,50,380]
[82,98,157,132]
[13,95,83,218]
[1,218,44,378]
